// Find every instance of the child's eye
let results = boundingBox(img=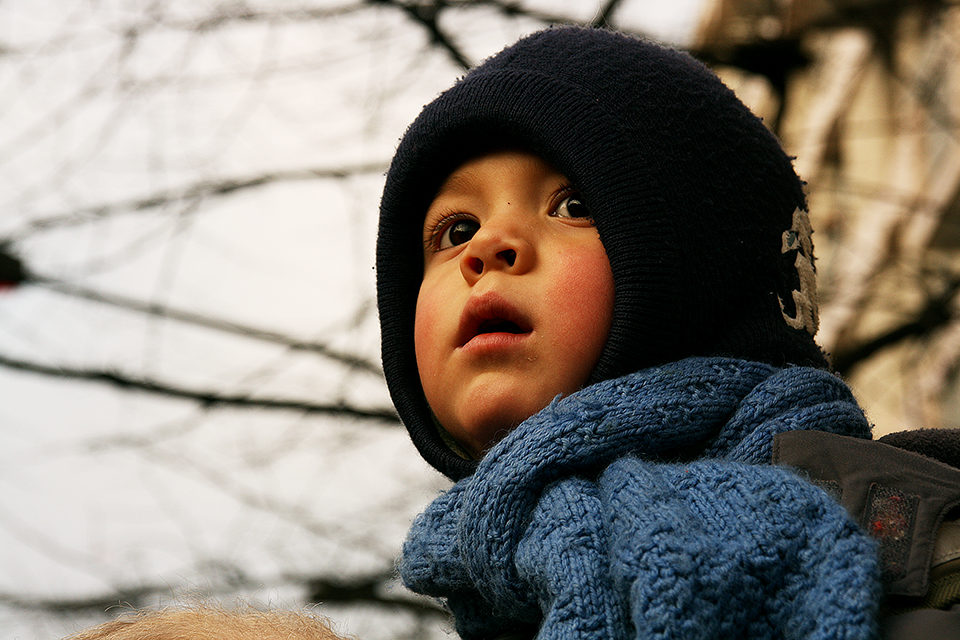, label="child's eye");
[437,218,480,250]
[552,194,591,220]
